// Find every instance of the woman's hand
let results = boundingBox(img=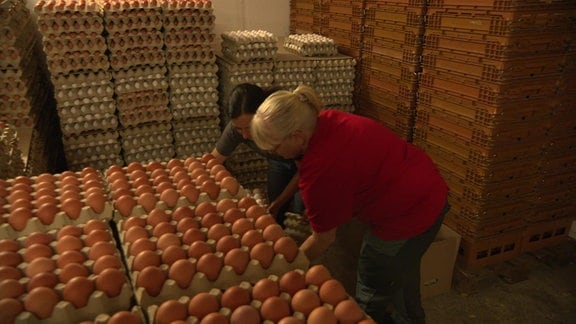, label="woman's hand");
[267,200,281,217]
